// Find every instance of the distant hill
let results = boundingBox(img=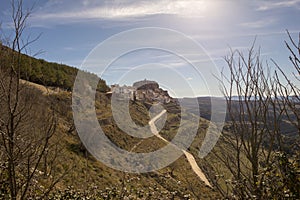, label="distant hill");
[0,44,109,92]
[182,96,299,154]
